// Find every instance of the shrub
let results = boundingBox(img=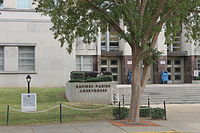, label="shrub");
[70,71,85,80]
[112,106,165,120]
[195,76,200,80]
[140,106,151,117]
[85,75,113,82]
[102,71,112,75]
[68,79,85,82]
[151,108,165,119]
[112,107,129,119]
[85,71,99,79]
[99,75,113,82]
